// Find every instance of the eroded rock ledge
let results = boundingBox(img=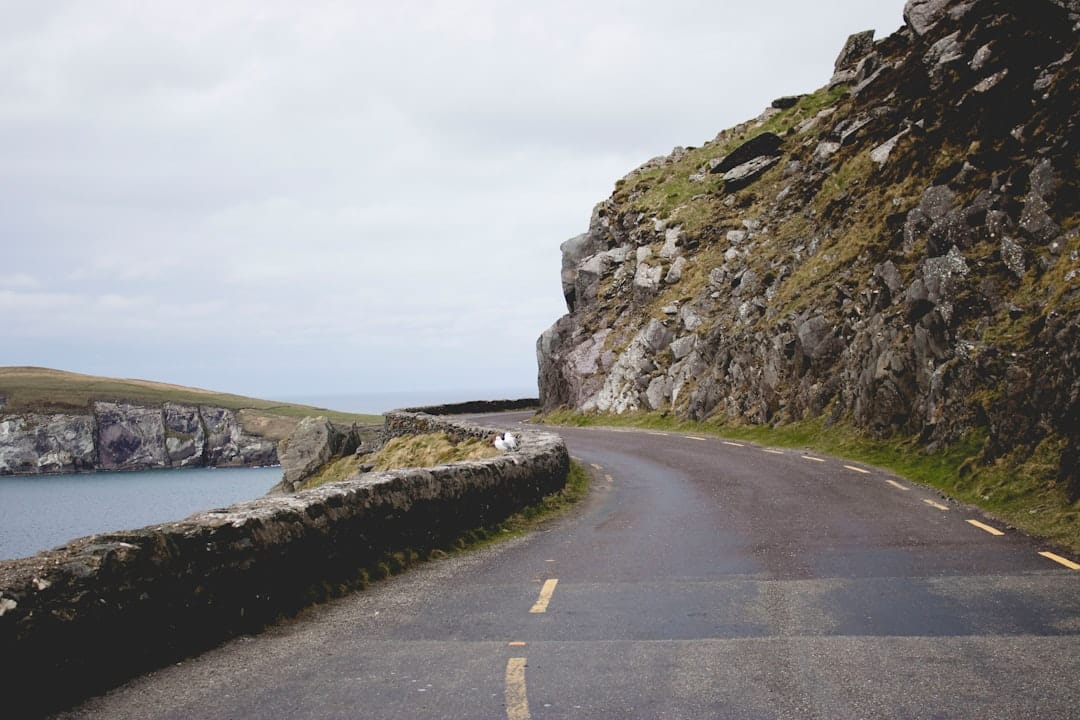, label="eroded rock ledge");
[0,411,568,717]
[0,401,278,475]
